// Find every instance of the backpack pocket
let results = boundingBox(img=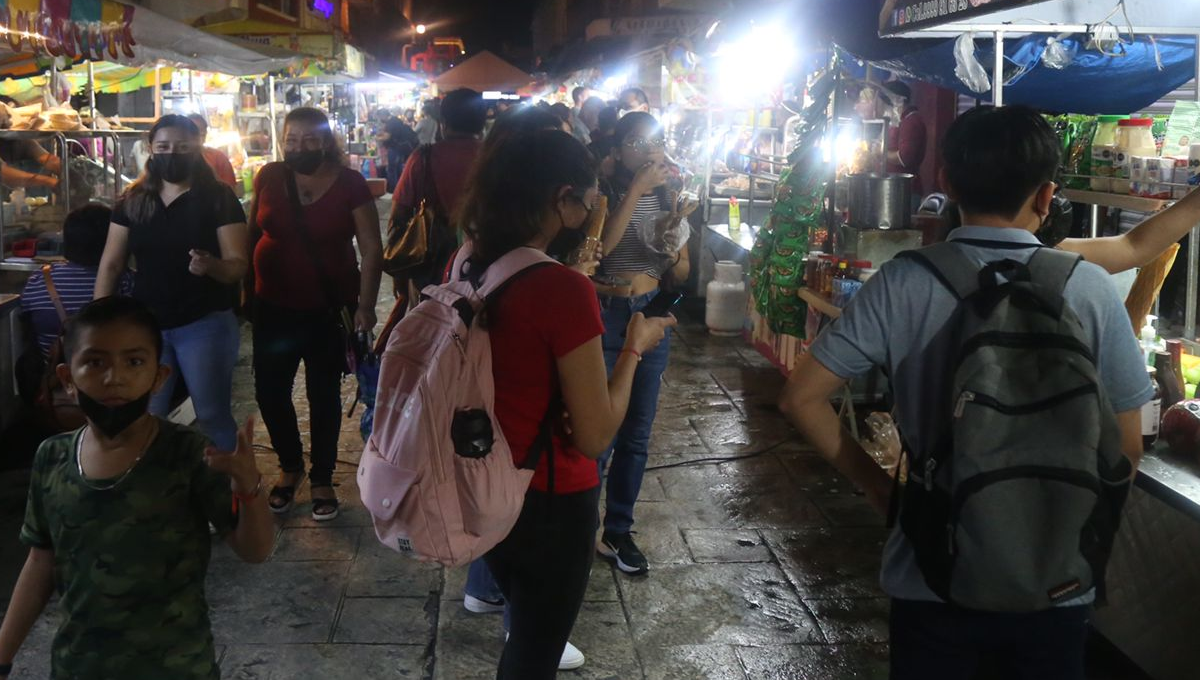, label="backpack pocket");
[949,464,1099,611]
[453,450,533,541]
